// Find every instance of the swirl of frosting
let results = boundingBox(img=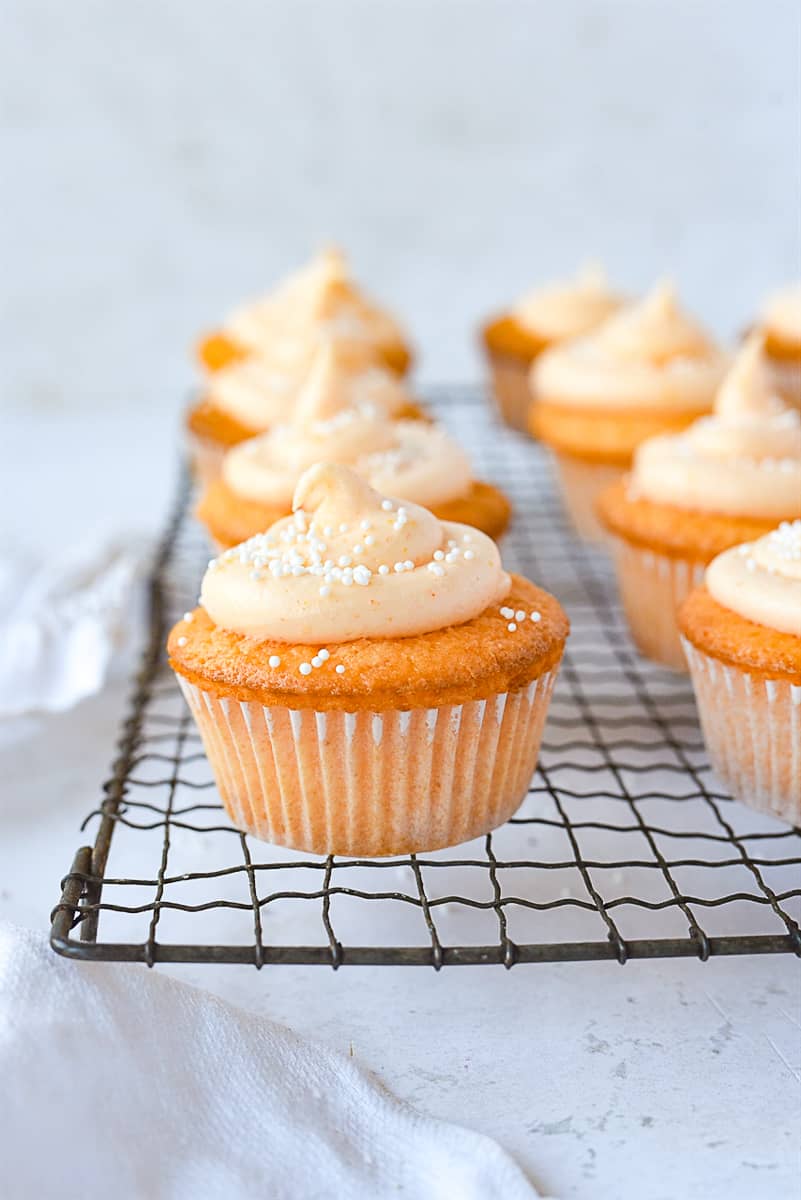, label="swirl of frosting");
[222,248,405,367]
[512,263,623,340]
[222,344,471,508]
[759,282,801,349]
[629,336,801,518]
[533,282,727,410]
[706,520,801,636]
[200,464,510,643]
